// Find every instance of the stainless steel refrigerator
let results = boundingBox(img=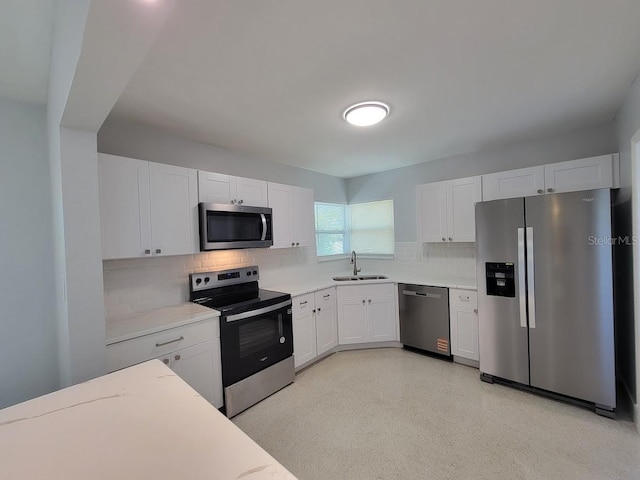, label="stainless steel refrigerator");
[475,188,616,416]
